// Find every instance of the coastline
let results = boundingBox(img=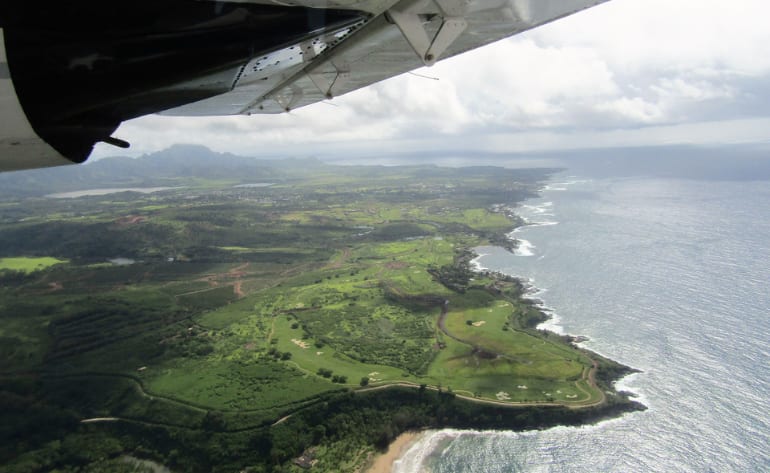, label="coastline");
[365,431,423,473]
[379,193,642,471]
[471,243,641,367]
[471,245,563,334]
